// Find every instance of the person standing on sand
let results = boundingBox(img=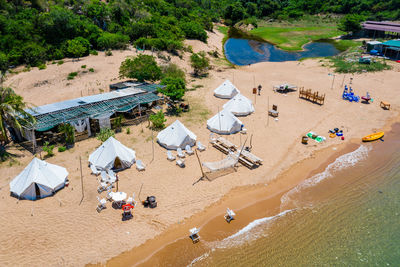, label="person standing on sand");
[258,85,262,95]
